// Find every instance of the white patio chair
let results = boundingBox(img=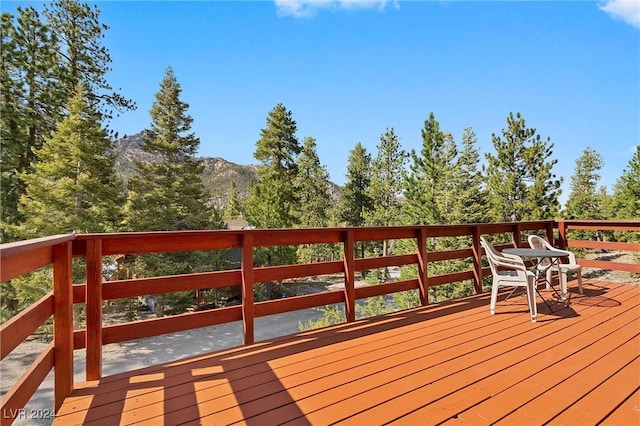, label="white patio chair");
[480,237,538,322]
[528,235,583,295]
